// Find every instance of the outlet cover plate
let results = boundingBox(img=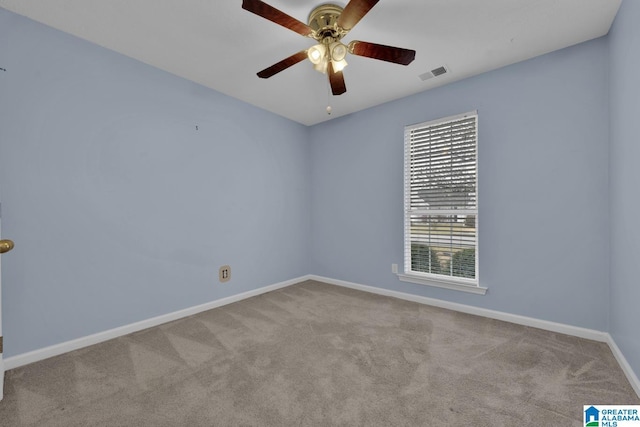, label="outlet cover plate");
[219,265,231,283]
